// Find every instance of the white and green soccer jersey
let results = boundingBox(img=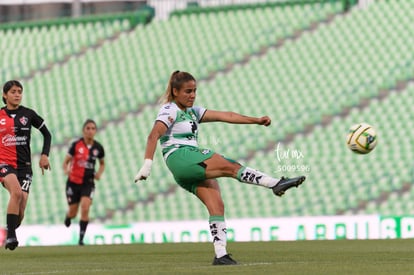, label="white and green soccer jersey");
[156,102,206,159]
